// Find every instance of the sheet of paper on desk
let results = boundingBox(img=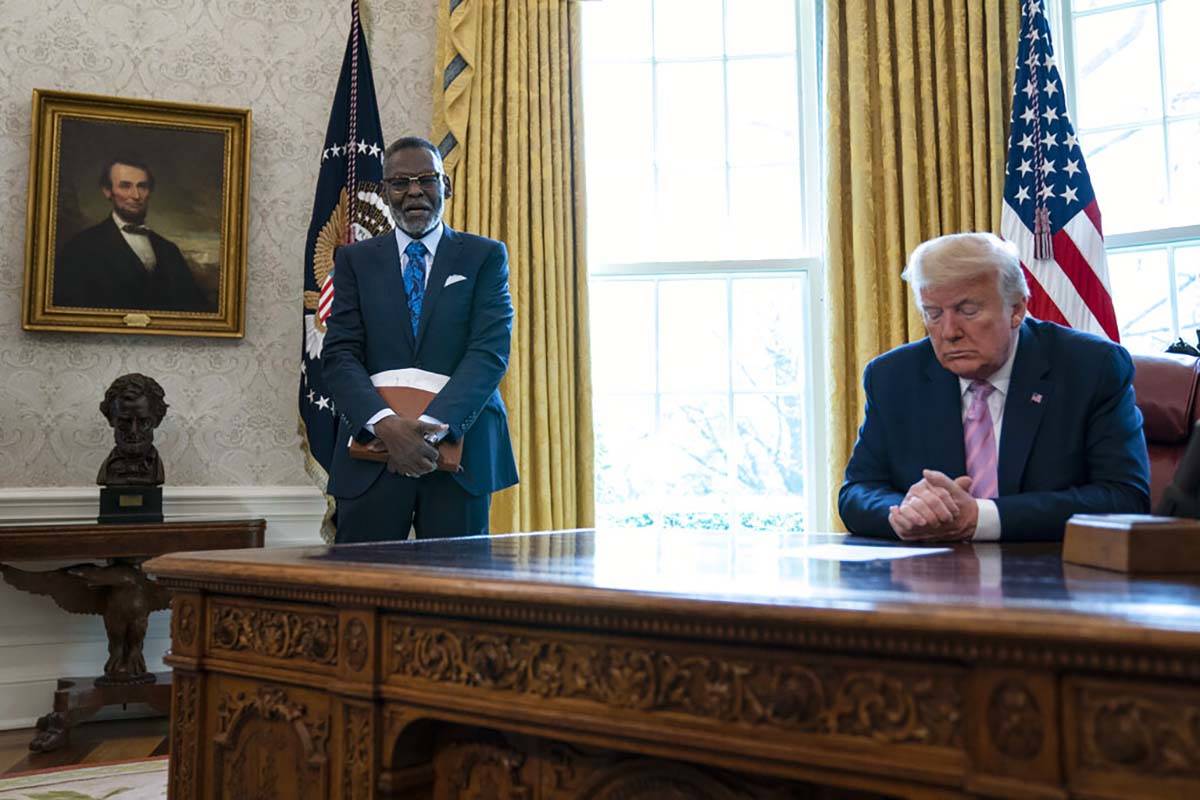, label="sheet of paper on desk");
[788,544,952,561]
